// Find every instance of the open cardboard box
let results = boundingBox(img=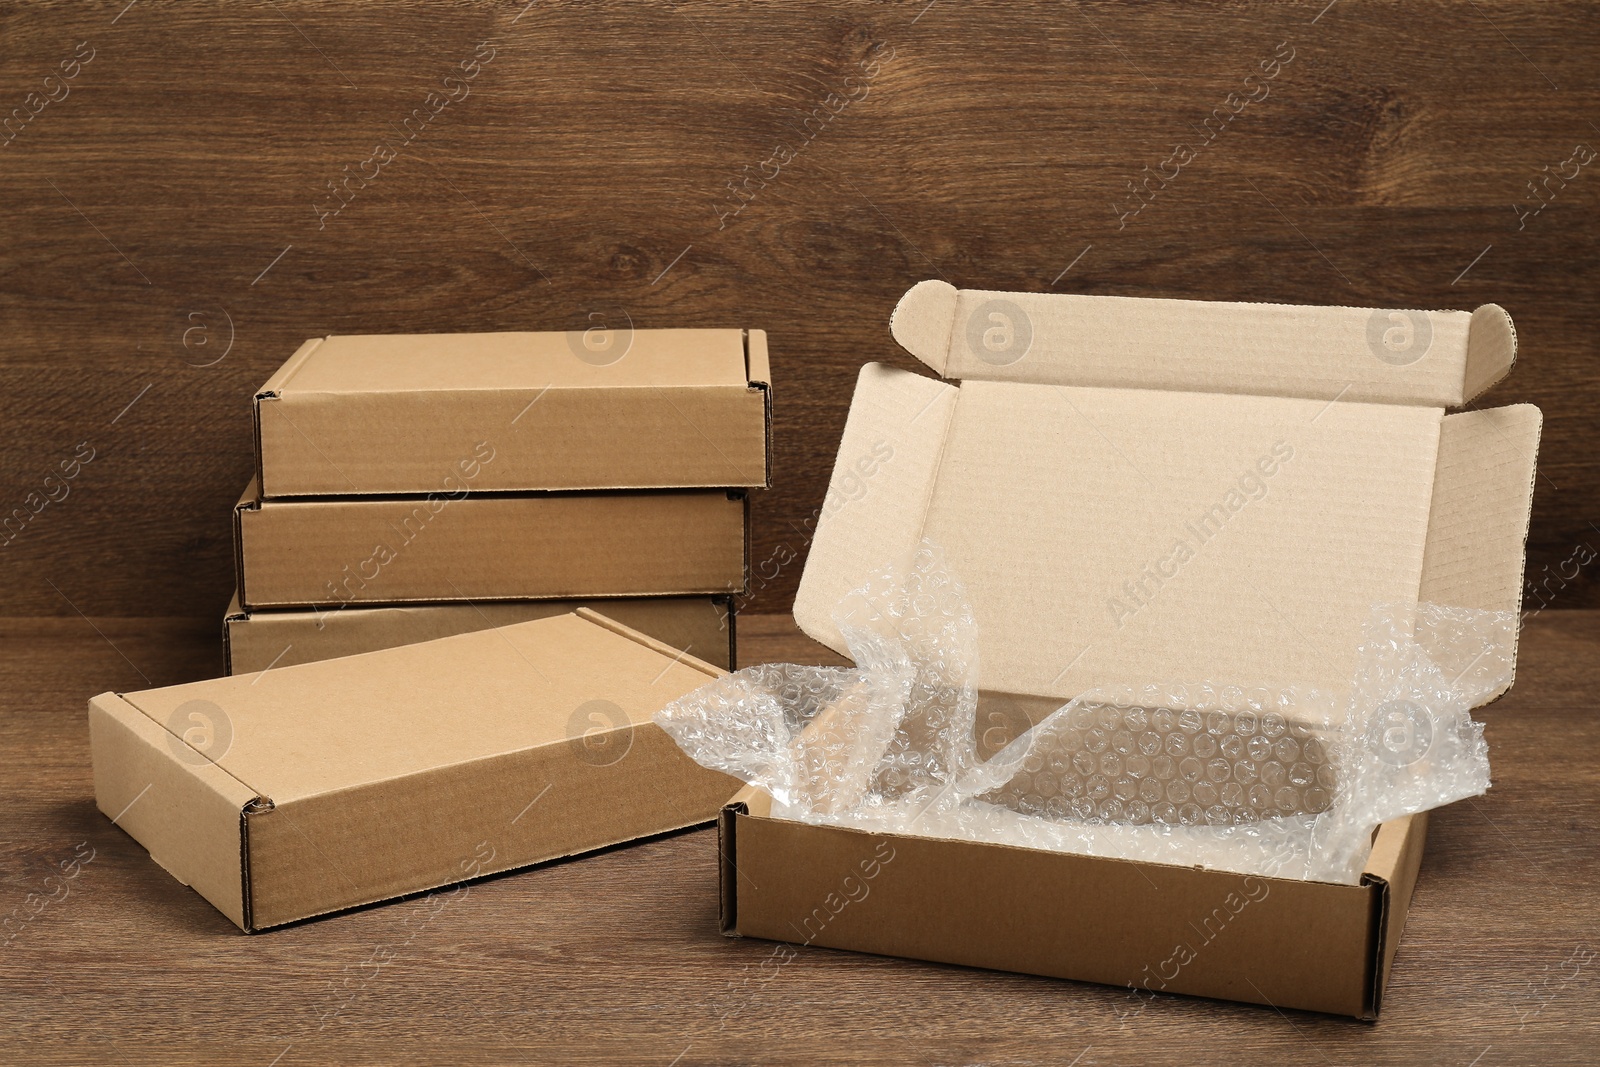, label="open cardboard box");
[91,610,739,931]
[224,592,735,673]
[255,328,770,498]
[720,281,1541,1018]
[233,478,748,609]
